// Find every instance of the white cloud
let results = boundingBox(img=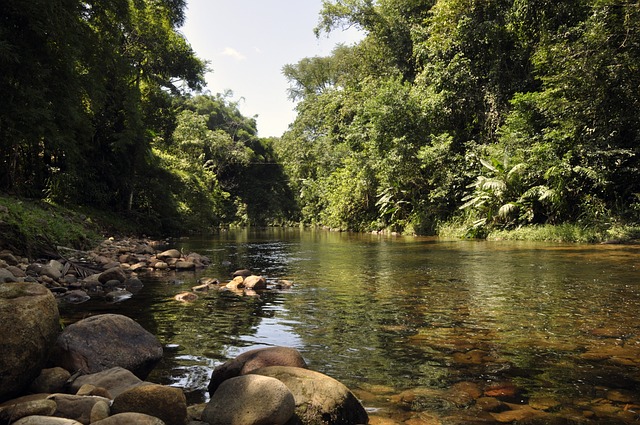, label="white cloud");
[221,47,246,61]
